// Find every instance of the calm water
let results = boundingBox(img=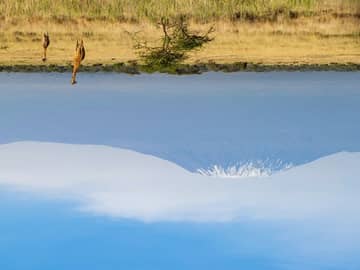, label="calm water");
[0,72,359,269]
